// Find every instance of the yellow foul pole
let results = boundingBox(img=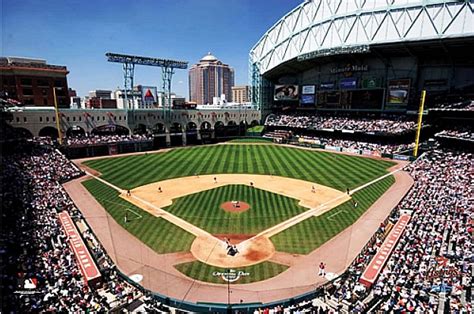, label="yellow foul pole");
[413,90,426,157]
[53,88,63,145]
